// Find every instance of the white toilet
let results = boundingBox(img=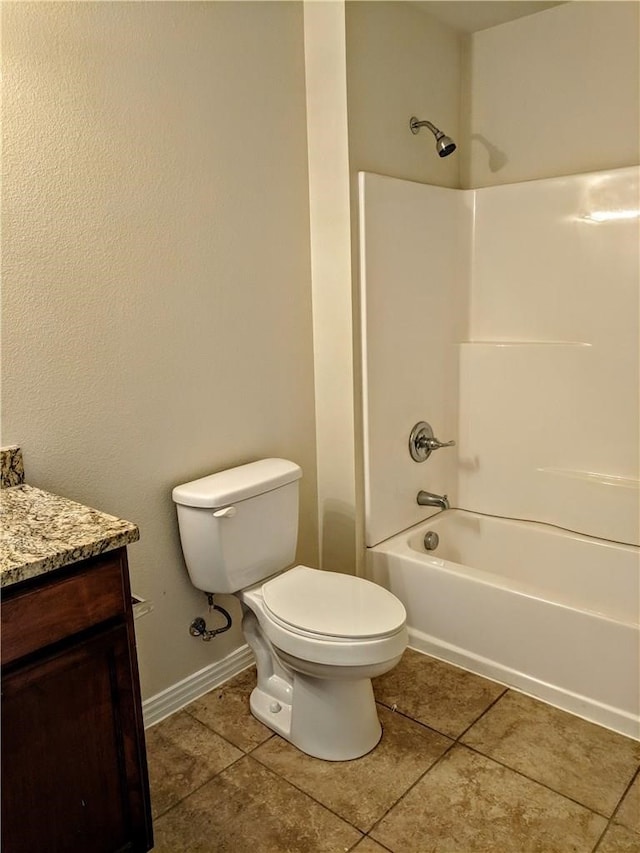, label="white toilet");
[172,458,408,761]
